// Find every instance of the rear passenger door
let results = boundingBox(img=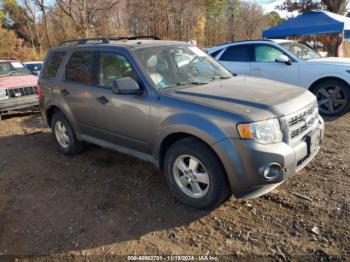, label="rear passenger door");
[40,50,66,106]
[217,44,252,76]
[60,50,97,135]
[89,51,151,154]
